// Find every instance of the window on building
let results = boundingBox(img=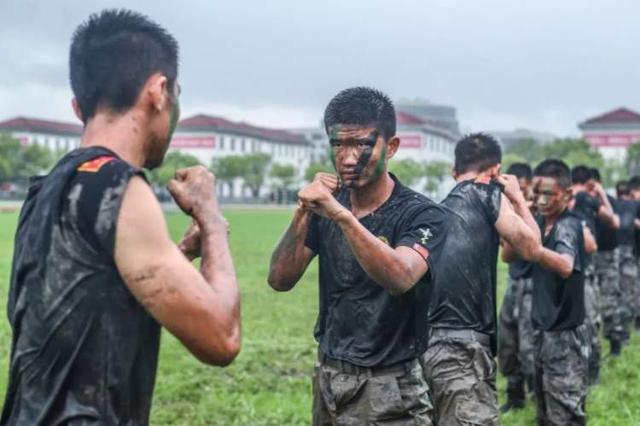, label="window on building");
[241,139,246,152]
[220,136,225,150]
[231,138,235,151]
